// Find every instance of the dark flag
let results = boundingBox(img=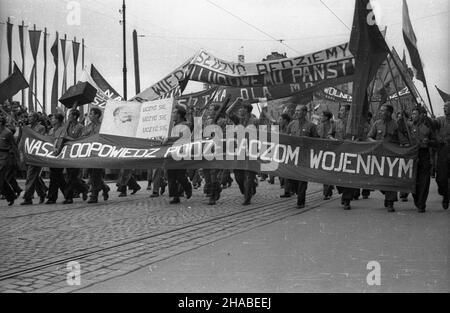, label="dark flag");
[0,62,29,104]
[28,29,41,111]
[28,66,35,111]
[7,19,13,76]
[51,32,59,113]
[90,64,122,100]
[402,0,426,86]
[18,22,26,107]
[72,39,80,84]
[43,28,48,113]
[61,36,70,96]
[347,0,389,137]
[72,39,81,115]
[435,85,450,103]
